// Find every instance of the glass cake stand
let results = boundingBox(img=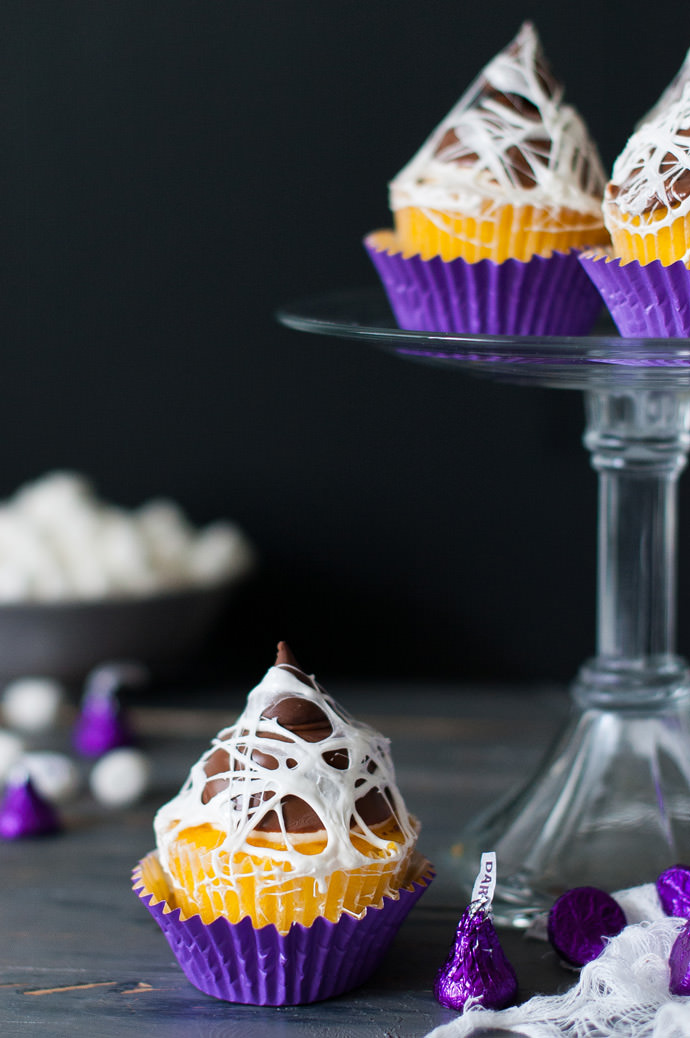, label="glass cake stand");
[277,288,690,927]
